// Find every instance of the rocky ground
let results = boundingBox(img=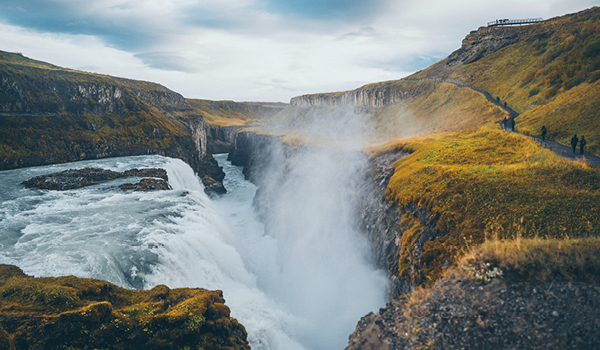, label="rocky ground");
[22,167,170,191]
[346,273,600,350]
